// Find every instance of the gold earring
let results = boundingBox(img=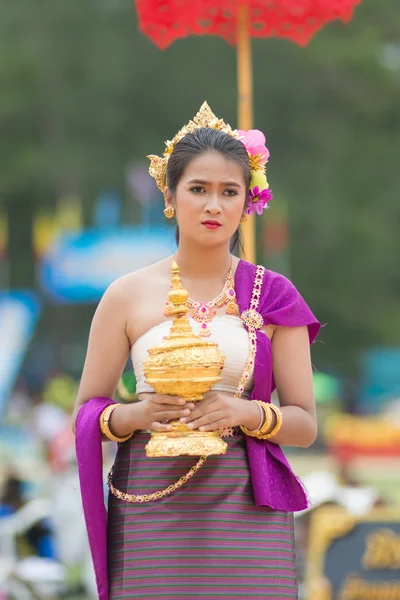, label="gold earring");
[164,206,175,219]
[240,214,248,223]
